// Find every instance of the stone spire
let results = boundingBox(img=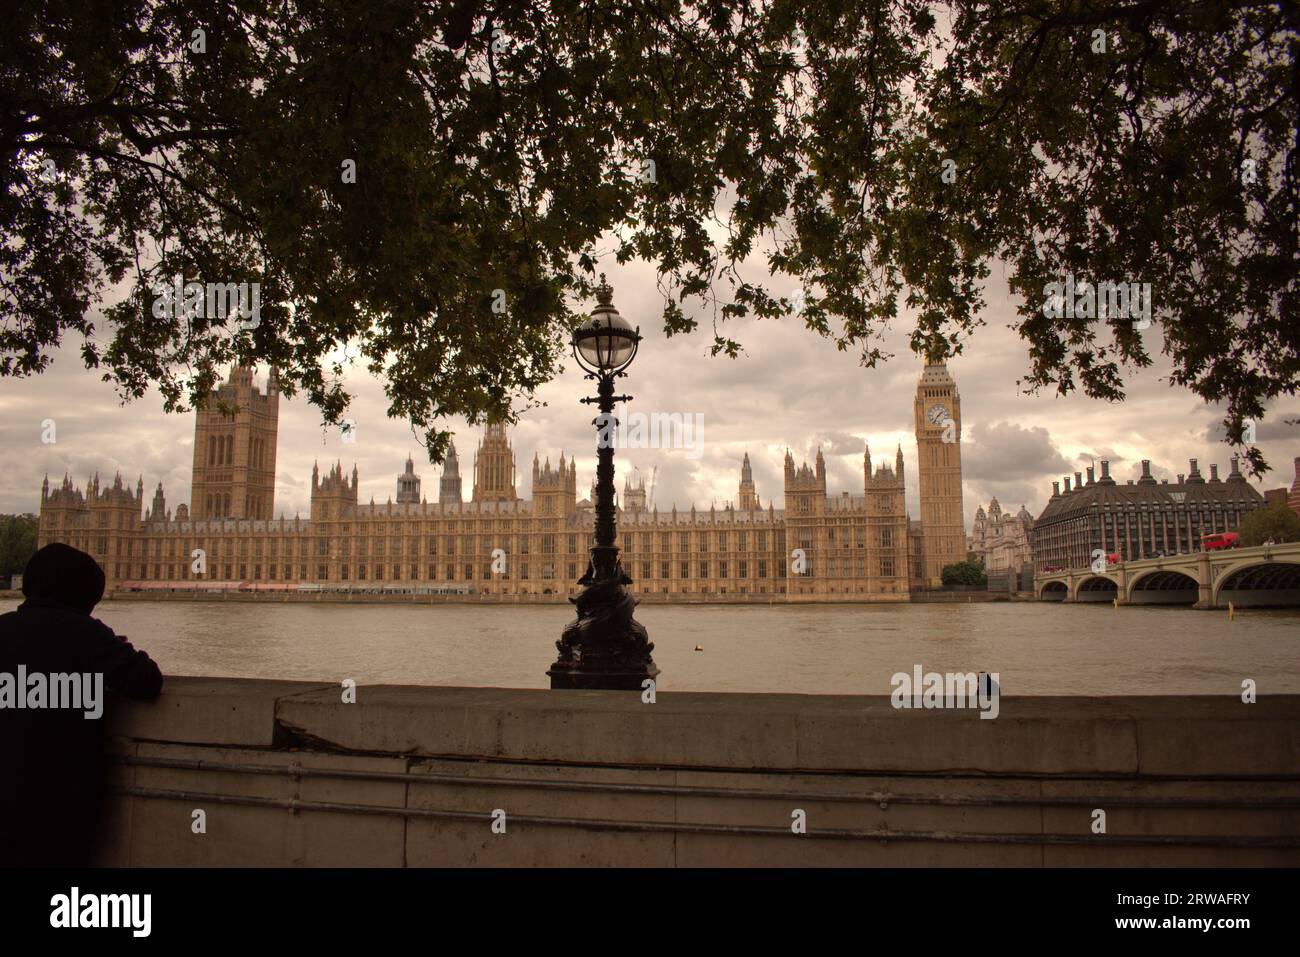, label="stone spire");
[440,439,463,504]
[738,452,758,510]
[149,481,167,522]
[396,453,421,504]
